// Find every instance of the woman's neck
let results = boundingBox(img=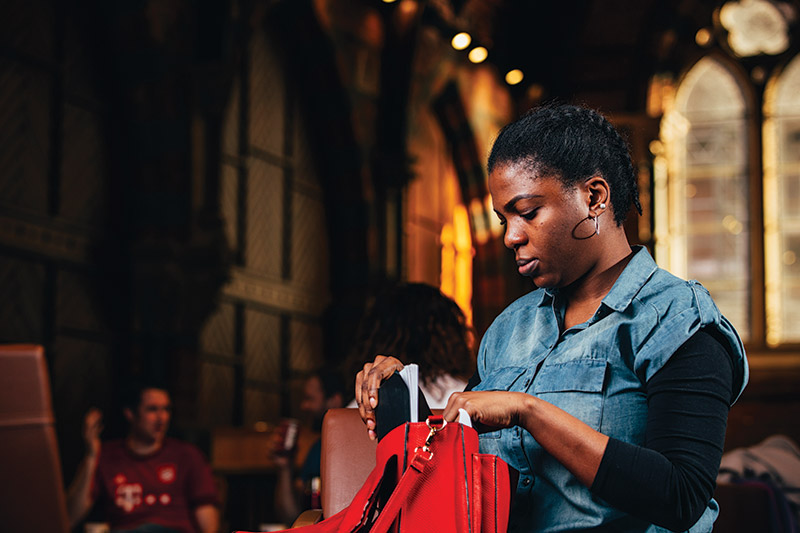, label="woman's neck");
[561,241,634,329]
